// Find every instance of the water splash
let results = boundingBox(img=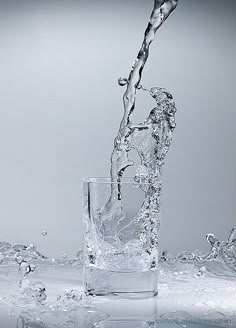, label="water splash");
[0,241,84,308]
[0,242,83,267]
[160,227,236,276]
[0,228,235,309]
